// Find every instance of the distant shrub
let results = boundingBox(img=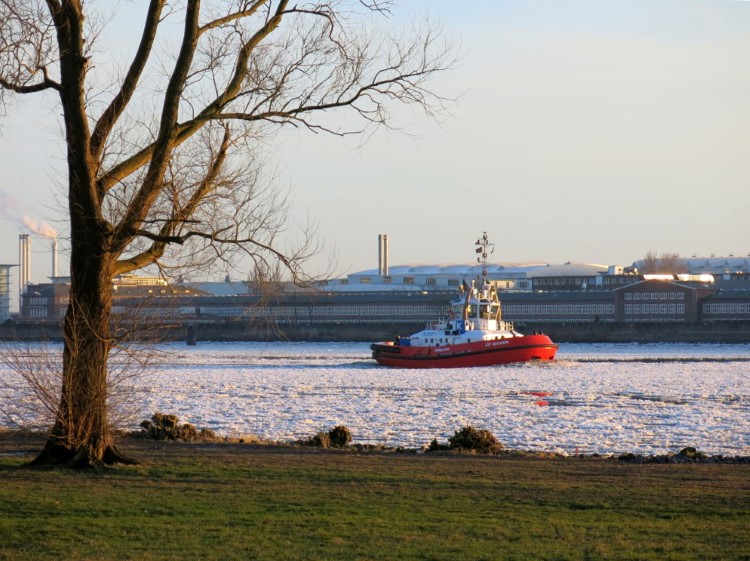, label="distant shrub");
[448,426,503,454]
[199,428,217,440]
[618,452,639,463]
[676,447,707,462]
[426,438,450,452]
[310,431,331,448]
[299,426,352,449]
[329,425,352,448]
[140,412,216,442]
